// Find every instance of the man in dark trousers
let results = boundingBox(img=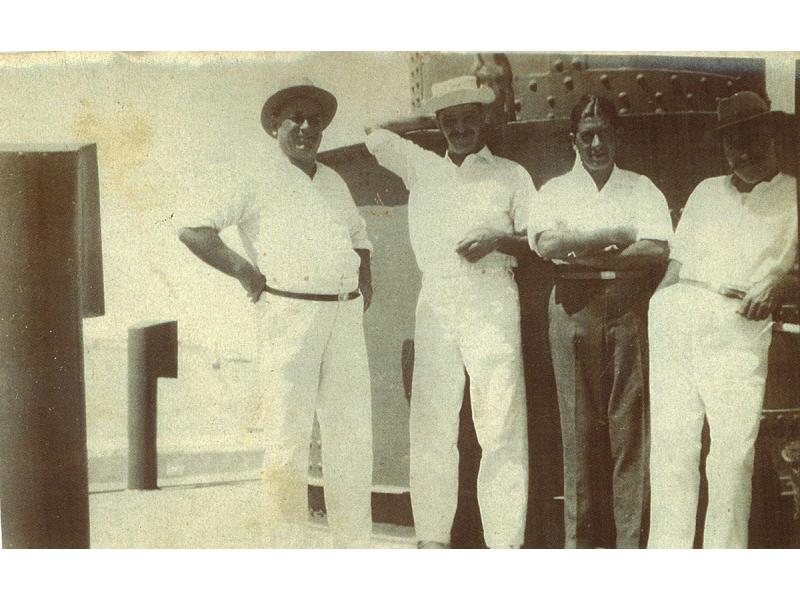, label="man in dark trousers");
[528,95,673,548]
